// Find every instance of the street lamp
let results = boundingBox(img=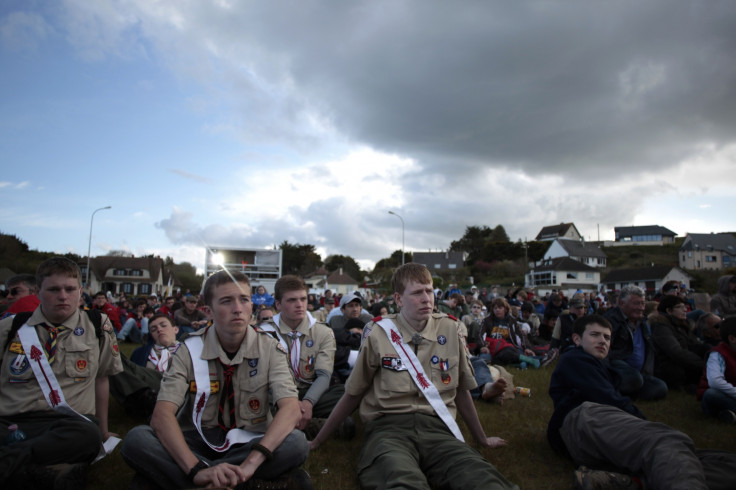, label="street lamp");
[86,206,111,288]
[388,211,405,266]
